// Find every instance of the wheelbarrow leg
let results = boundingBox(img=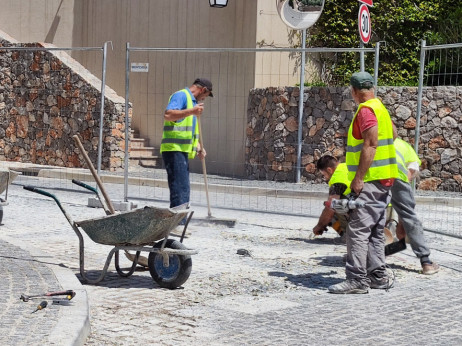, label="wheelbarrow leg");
[115,250,141,277]
[79,244,117,284]
[73,222,115,284]
[180,211,194,243]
